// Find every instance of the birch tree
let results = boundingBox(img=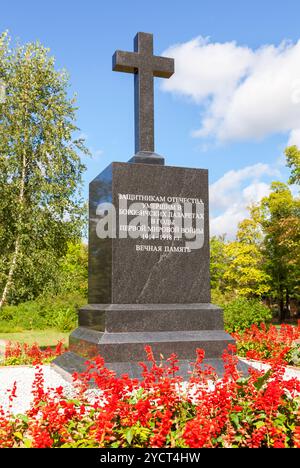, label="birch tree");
[0,32,89,306]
